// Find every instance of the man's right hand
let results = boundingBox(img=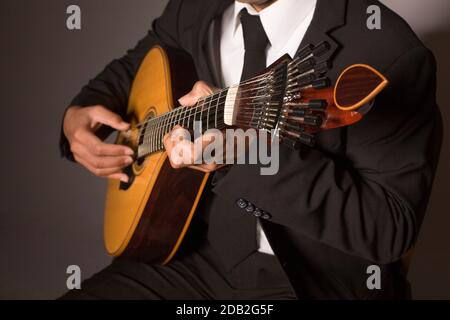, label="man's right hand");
[63,105,135,183]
